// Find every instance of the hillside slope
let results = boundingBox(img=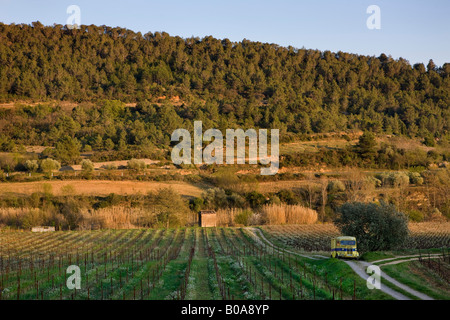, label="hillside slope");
[0,22,448,140]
